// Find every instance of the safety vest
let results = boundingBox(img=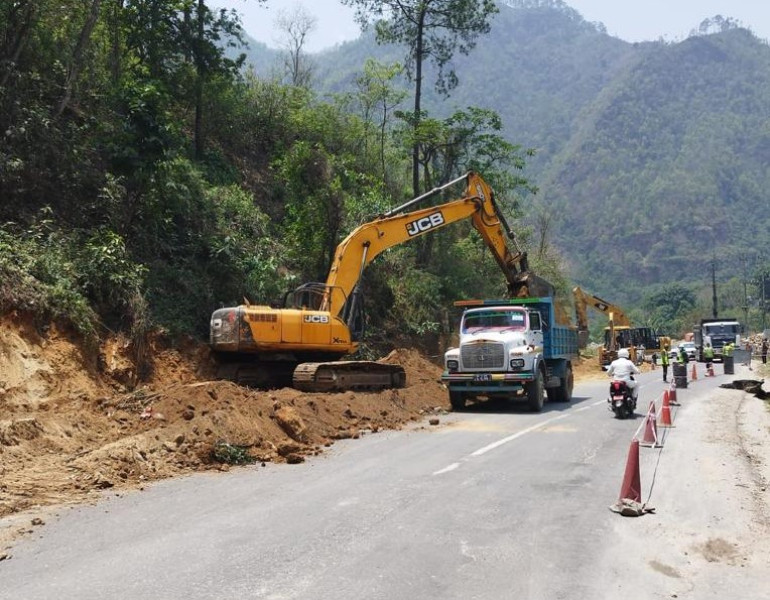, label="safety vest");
[704,346,714,360]
[661,351,669,365]
[723,344,733,356]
